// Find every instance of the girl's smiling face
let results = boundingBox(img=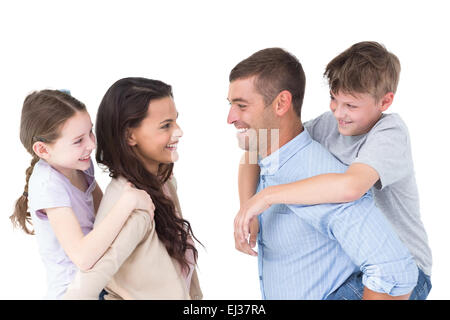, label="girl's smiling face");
[127,96,183,175]
[40,111,96,178]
